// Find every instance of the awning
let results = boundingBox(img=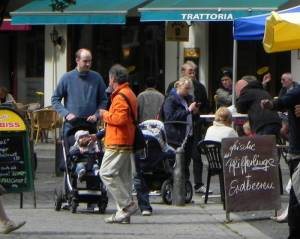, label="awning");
[263,11,300,53]
[10,0,147,25]
[233,5,300,40]
[0,18,31,31]
[139,0,287,22]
